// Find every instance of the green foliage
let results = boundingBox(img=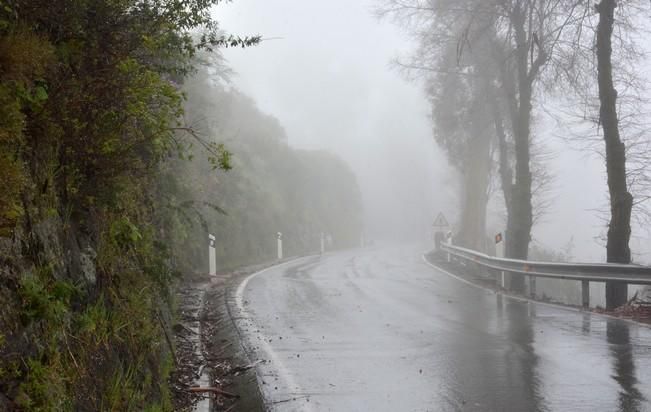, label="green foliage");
[109,217,143,251]
[0,30,54,236]
[11,277,173,411]
[0,0,258,410]
[16,357,71,411]
[208,142,233,171]
[18,273,76,326]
